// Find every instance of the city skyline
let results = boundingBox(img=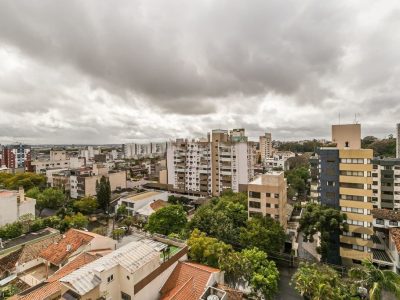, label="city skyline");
[1,1,400,144]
